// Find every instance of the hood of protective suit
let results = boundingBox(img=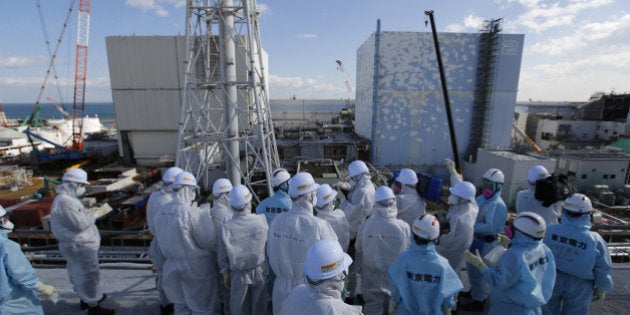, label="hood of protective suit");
[306,273,345,299]
[232,203,252,216]
[316,202,335,213]
[214,193,230,209]
[56,182,79,197]
[173,186,196,206]
[560,210,592,230]
[350,173,371,192]
[410,239,436,252]
[291,192,315,216]
[372,201,397,219]
[399,185,416,196]
[161,182,175,193]
[510,229,542,247]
